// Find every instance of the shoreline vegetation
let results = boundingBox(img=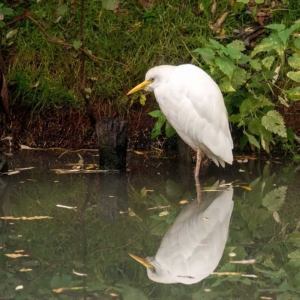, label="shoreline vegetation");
[0,1,299,160]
